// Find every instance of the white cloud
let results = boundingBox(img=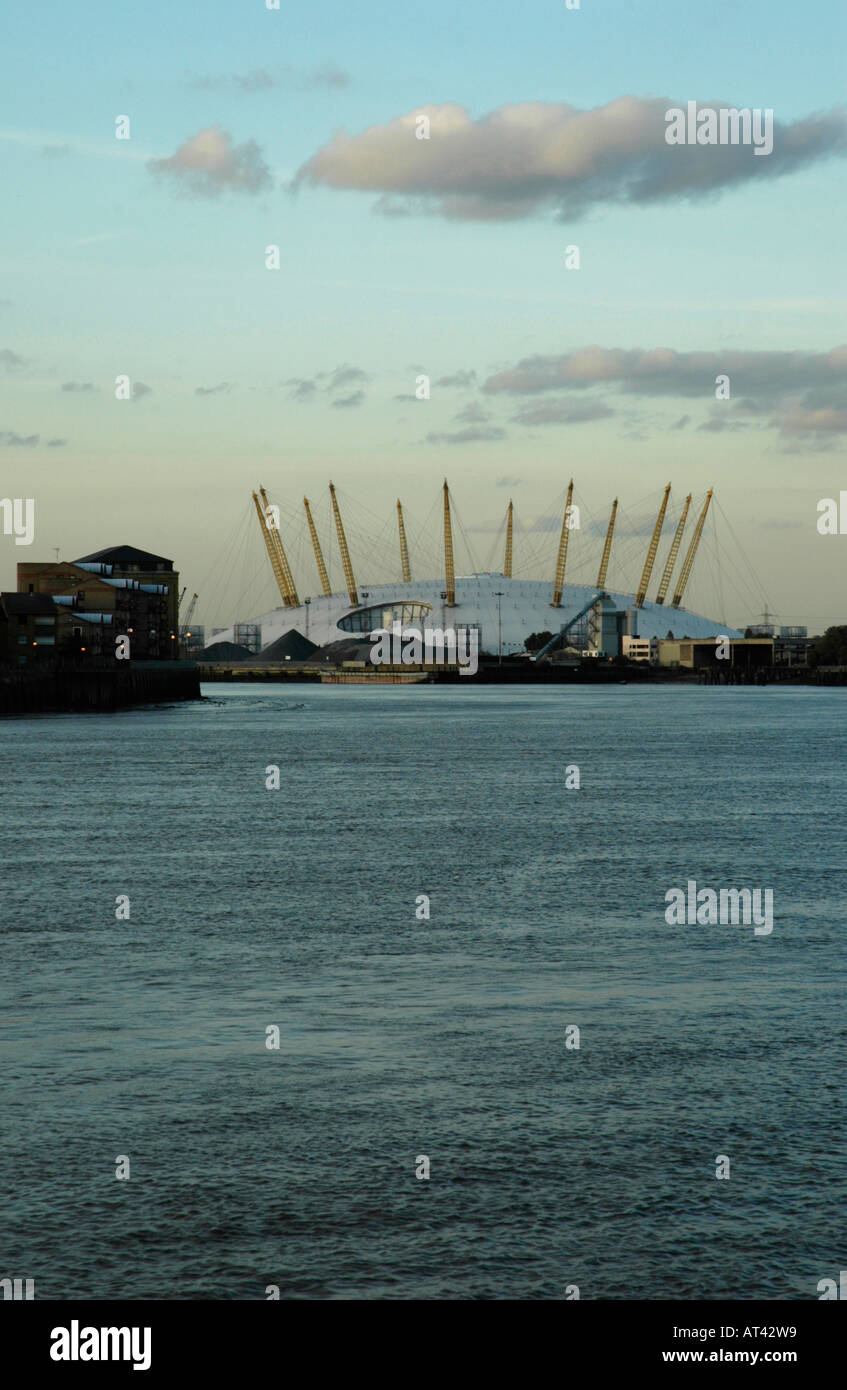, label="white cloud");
[148,127,271,197]
[294,98,847,221]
